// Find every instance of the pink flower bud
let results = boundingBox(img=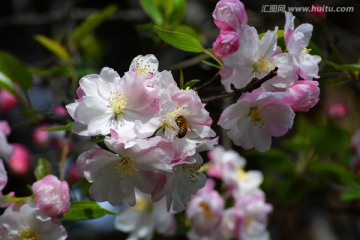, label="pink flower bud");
[288,80,320,112]
[51,106,68,116]
[8,144,31,175]
[328,103,347,119]
[33,125,50,148]
[32,175,70,217]
[0,90,17,113]
[310,4,327,21]
[213,0,247,31]
[213,30,240,58]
